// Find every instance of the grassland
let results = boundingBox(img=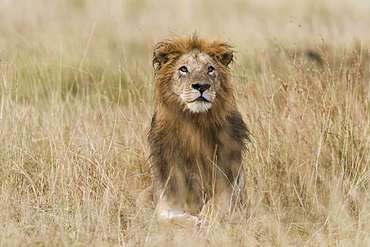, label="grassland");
[1,0,370,246]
